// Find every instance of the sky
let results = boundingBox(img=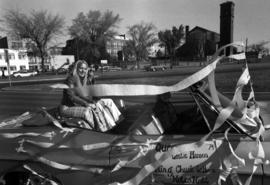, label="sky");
[0,0,269,47]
